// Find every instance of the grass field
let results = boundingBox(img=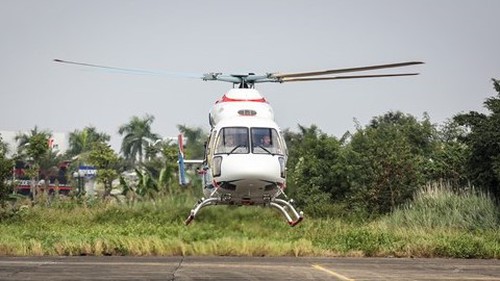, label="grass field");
[0,185,498,258]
